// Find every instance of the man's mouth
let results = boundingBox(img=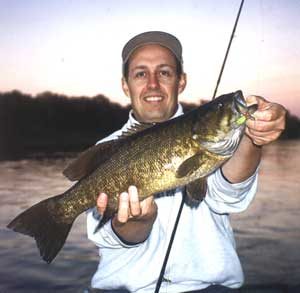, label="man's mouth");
[143,96,164,102]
